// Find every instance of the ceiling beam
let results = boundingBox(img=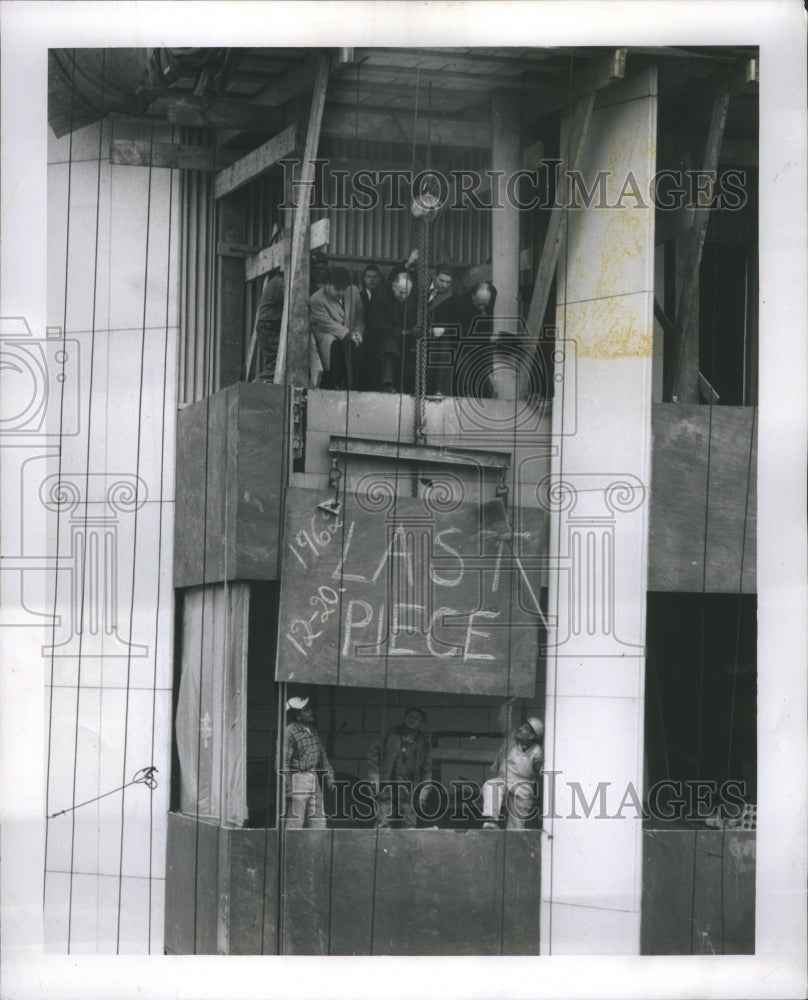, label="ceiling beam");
[151,94,285,131]
[321,102,490,149]
[355,47,556,77]
[215,49,355,146]
[342,62,549,92]
[110,138,240,171]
